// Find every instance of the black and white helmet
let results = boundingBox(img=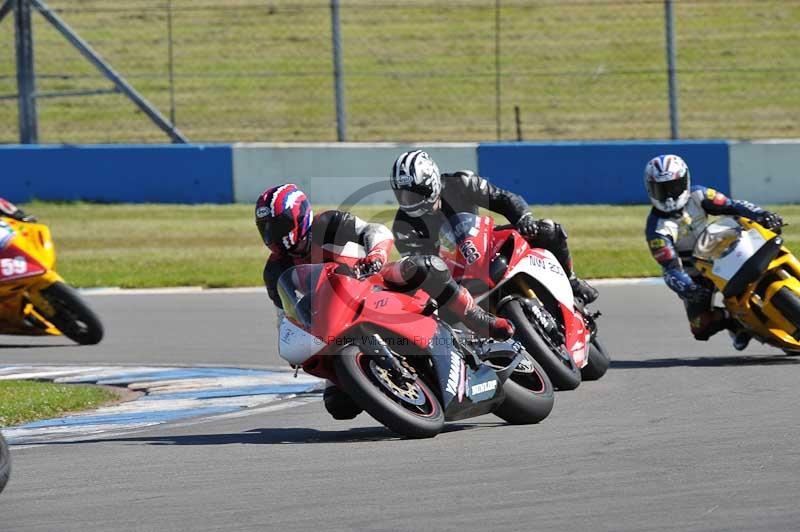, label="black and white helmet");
[390,150,441,217]
[644,154,691,213]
